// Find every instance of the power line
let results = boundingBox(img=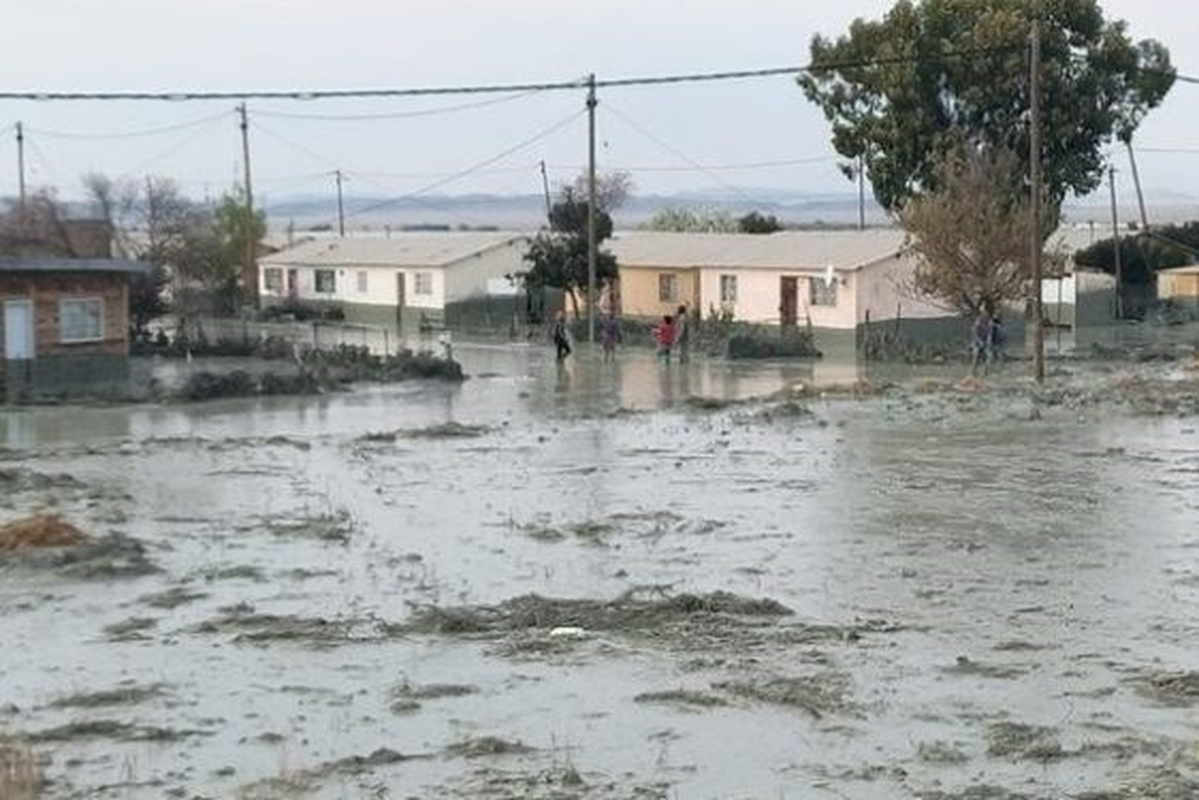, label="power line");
[22,110,234,140]
[0,45,1065,103]
[251,89,545,122]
